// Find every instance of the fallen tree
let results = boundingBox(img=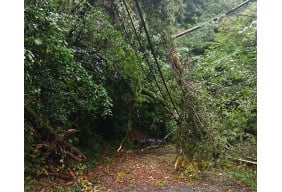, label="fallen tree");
[25,105,86,180]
